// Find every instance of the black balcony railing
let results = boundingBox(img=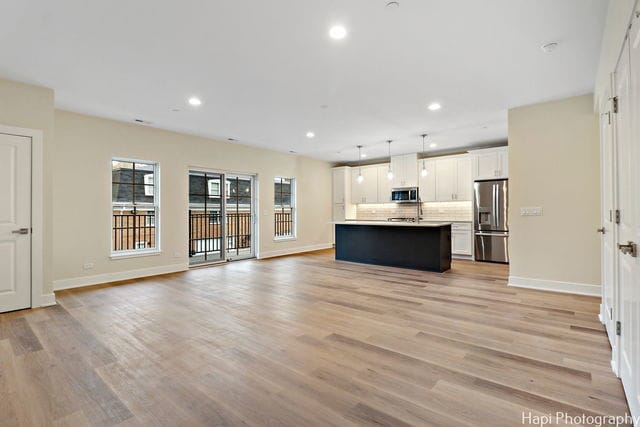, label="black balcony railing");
[112,212,156,251]
[188,211,252,257]
[275,211,293,237]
